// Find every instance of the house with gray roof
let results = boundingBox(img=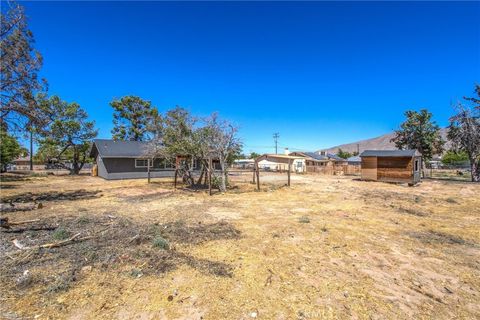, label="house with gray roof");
[89,139,177,180]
